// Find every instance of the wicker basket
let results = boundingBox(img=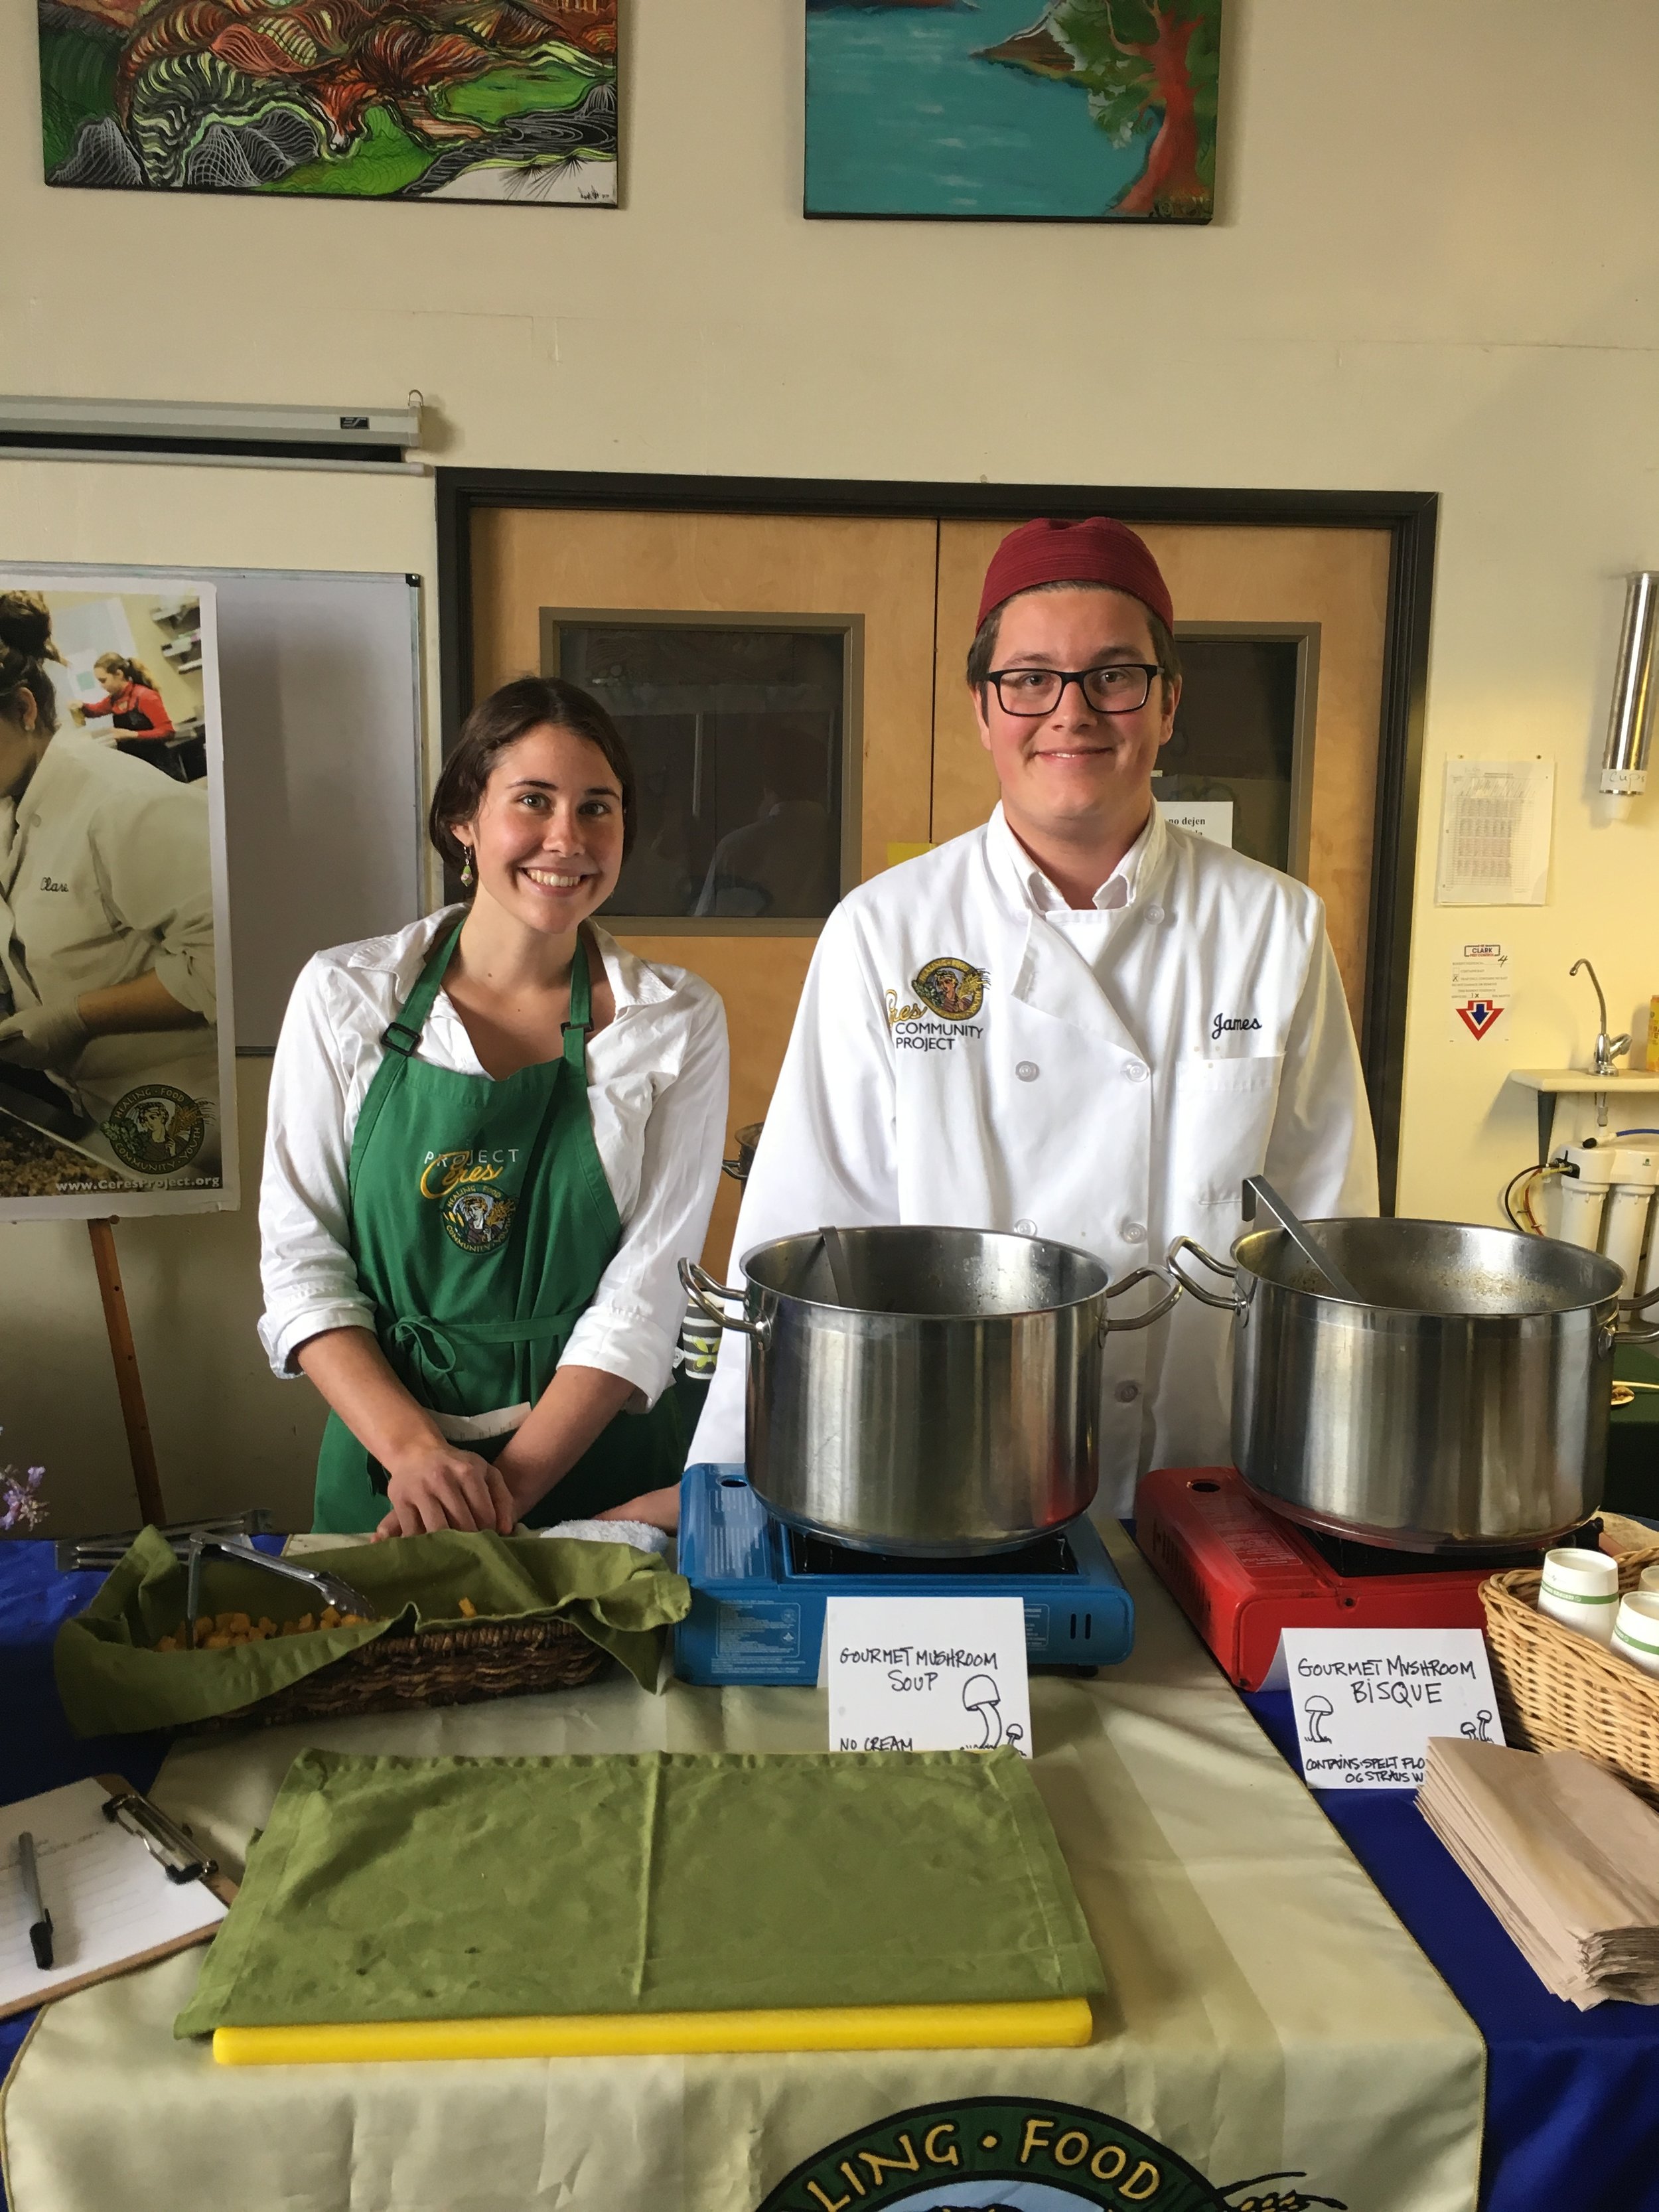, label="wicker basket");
[1481,1544,1659,1806]
[194,1613,609,1731]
